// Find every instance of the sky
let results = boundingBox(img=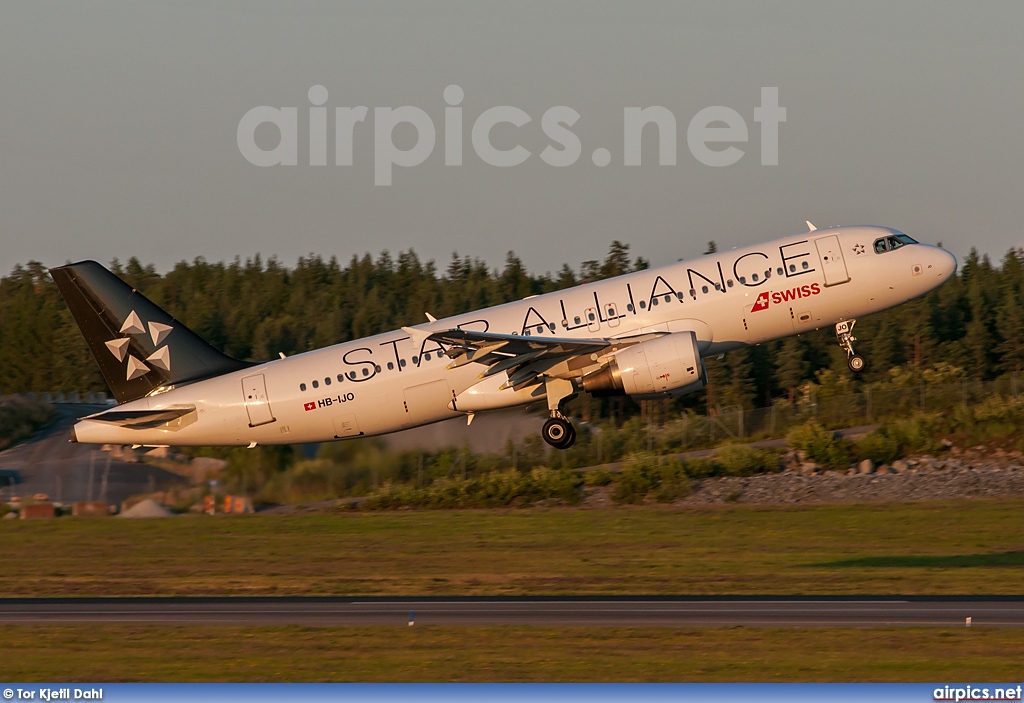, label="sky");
[1,0,1023,277]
